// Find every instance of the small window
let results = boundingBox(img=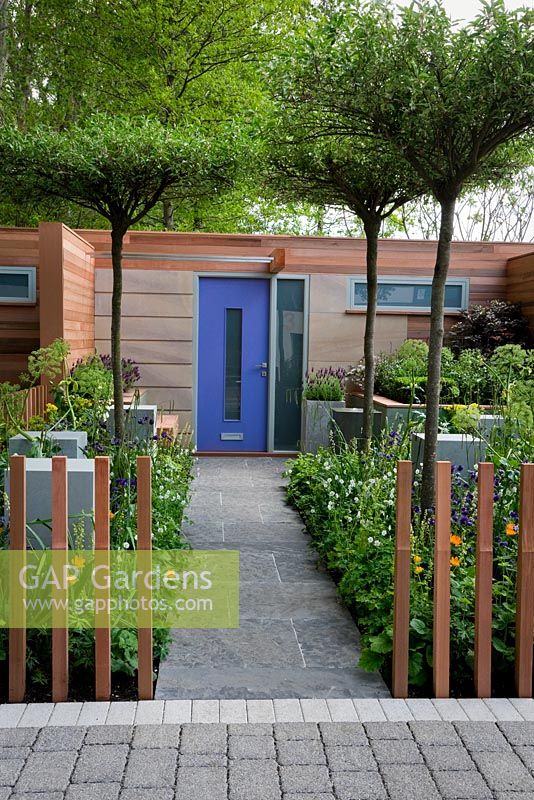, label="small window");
[224,308,243,421]
[0,267,37,304]
[349,276,468,312]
